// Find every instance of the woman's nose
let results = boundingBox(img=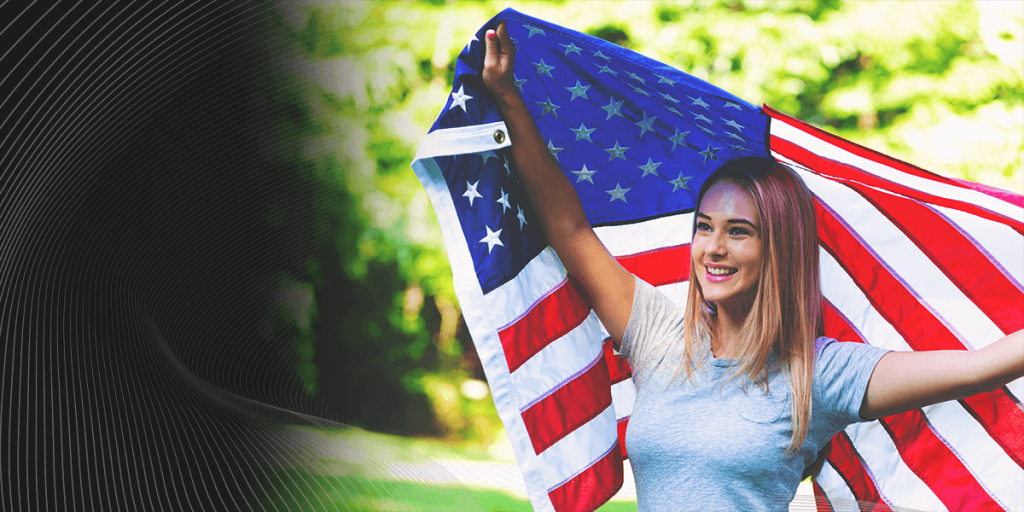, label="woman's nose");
[706,232,727,255]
